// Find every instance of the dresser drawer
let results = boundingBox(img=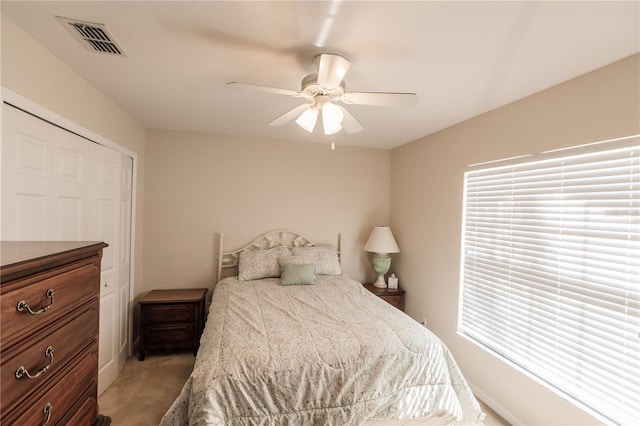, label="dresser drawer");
[1,259,100,347]
[1,300,99,412]
[143,324,194,350]
[142,303,195,325]
[60,384,98,426]
[2,348,97,426]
